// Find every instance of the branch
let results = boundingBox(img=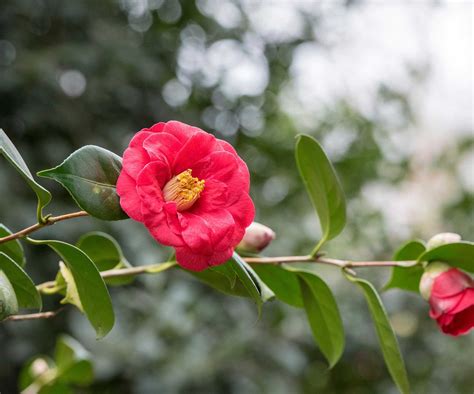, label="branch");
[0,211,89,245]
[7,255,419,322]
[244,255,417,269]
